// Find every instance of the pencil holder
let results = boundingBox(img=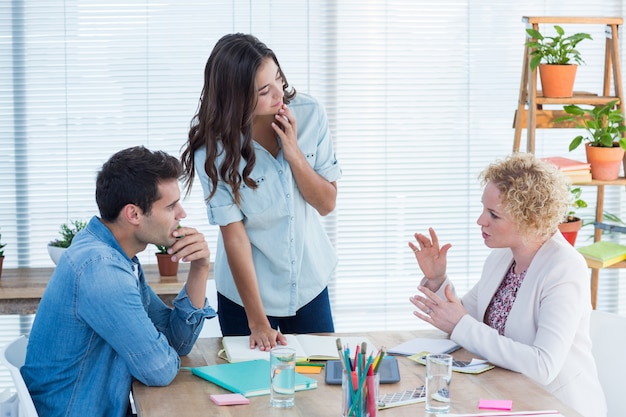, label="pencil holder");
[341,369,379,417]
